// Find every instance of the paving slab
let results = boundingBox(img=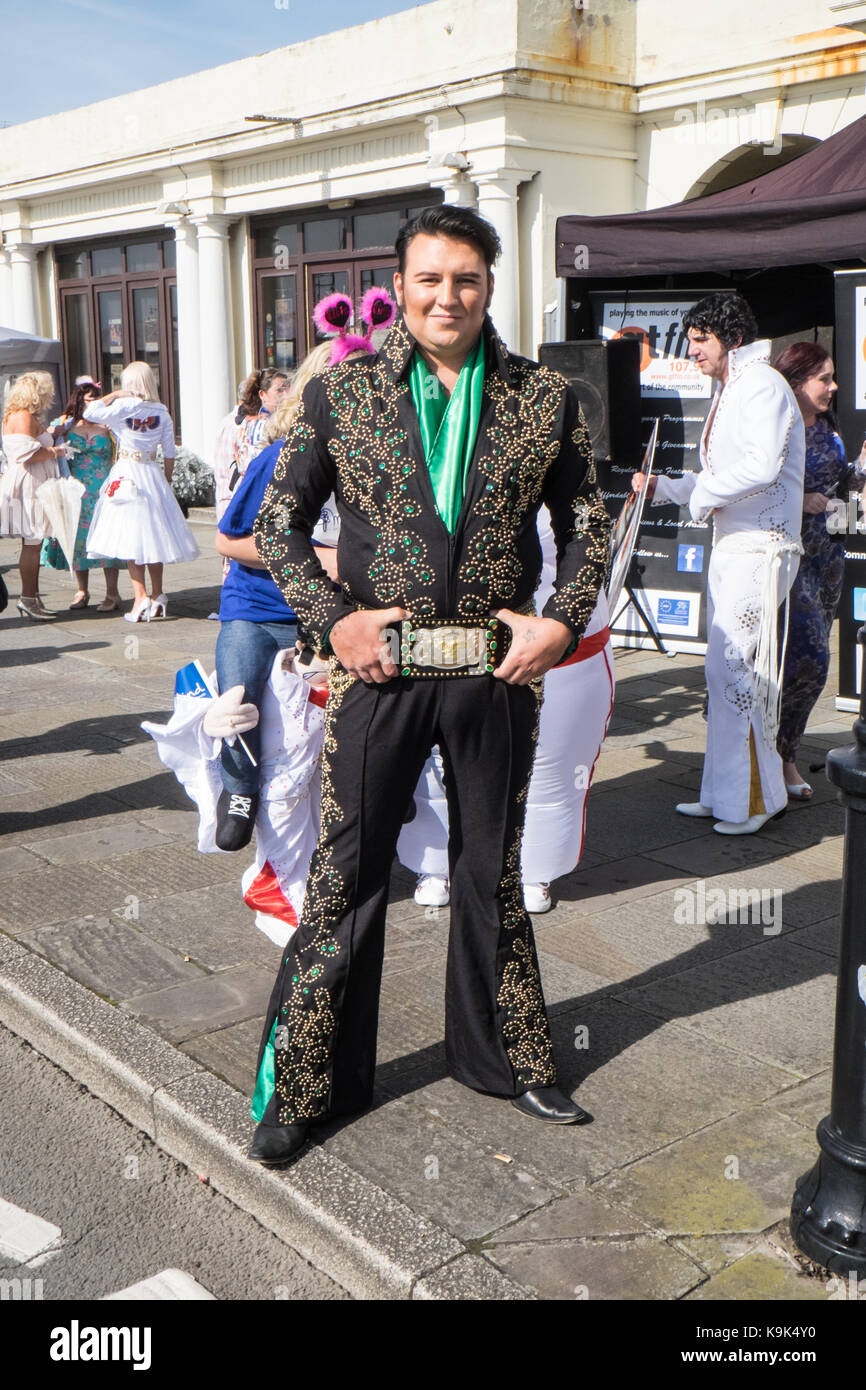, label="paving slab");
[123,881,282,971]
[616,938,837,1075]
[684,1249,829,1301]
[487,1187,654,1242]
[20,914,204,1002]
[542,853,694,918]
[645,829,794,878]
[179,1016,268,1095]
[320,1096,559,1242]
[786,917,841,959]
[0,862,138,933]
[583,783,716,859]
[122,962,276,1043]
[0,845,47,877]
[99,839,245,897]
[597,1108,821,1236]
[412,1254,533,1299]
[486,1234,706,1301]
[763,1071,831,1133]
[537,890,783,989]
[674,1231,762,1277]
[22,819,171,867]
